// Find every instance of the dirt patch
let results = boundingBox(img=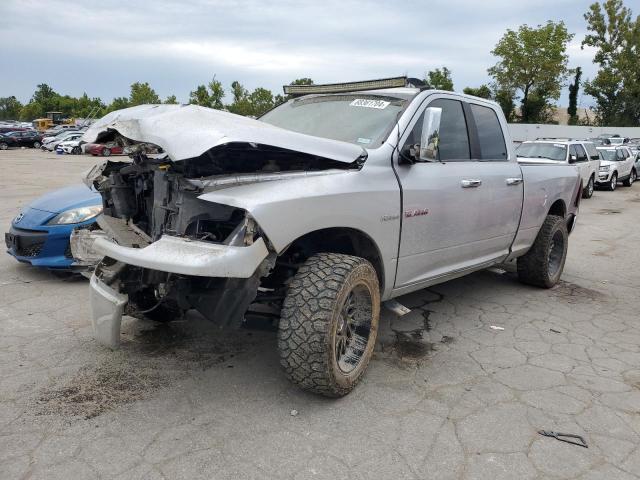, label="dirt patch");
[36,364,167,419]
[549,280,607,304]
[35,318,266,419]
